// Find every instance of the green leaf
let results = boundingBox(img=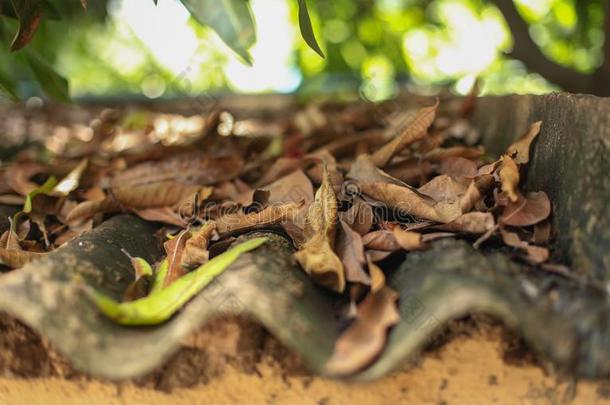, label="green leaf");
[23,175,57,213]
[180,0,256,65]
[297,0,324,57]
[24,50,70,102]
[88,237,268,325]
[0,68,19,101]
